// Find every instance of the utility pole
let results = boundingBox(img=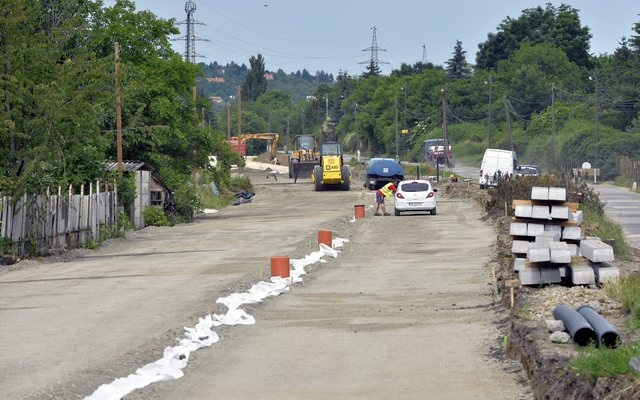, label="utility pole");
[115,42,123,177]
[300,109,305,134]
[268,111,272,132]
[442,83,449,148]
[237,86,241,136]
[226,101,231,139]
[201,107,205,128]
[402,86,407,128]
[551,83,557,171]
[354,103,359,152]
[286,118,290,148]
[325,95,329,120]
[487,75,493,148]
[593,75,600,144]
[504,99,513,152]
[395,100,399,161]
